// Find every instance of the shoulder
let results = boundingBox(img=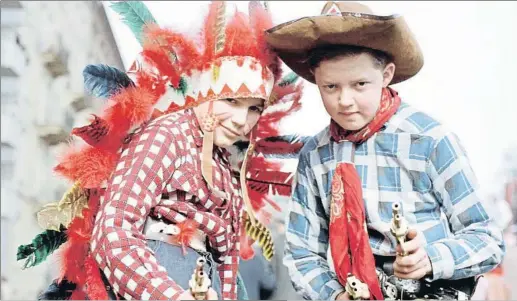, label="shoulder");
[123,109,197,155]
[144,109,192,133]
[382,102,469,163]
[384,102,458,144]
[298,126,331,157]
